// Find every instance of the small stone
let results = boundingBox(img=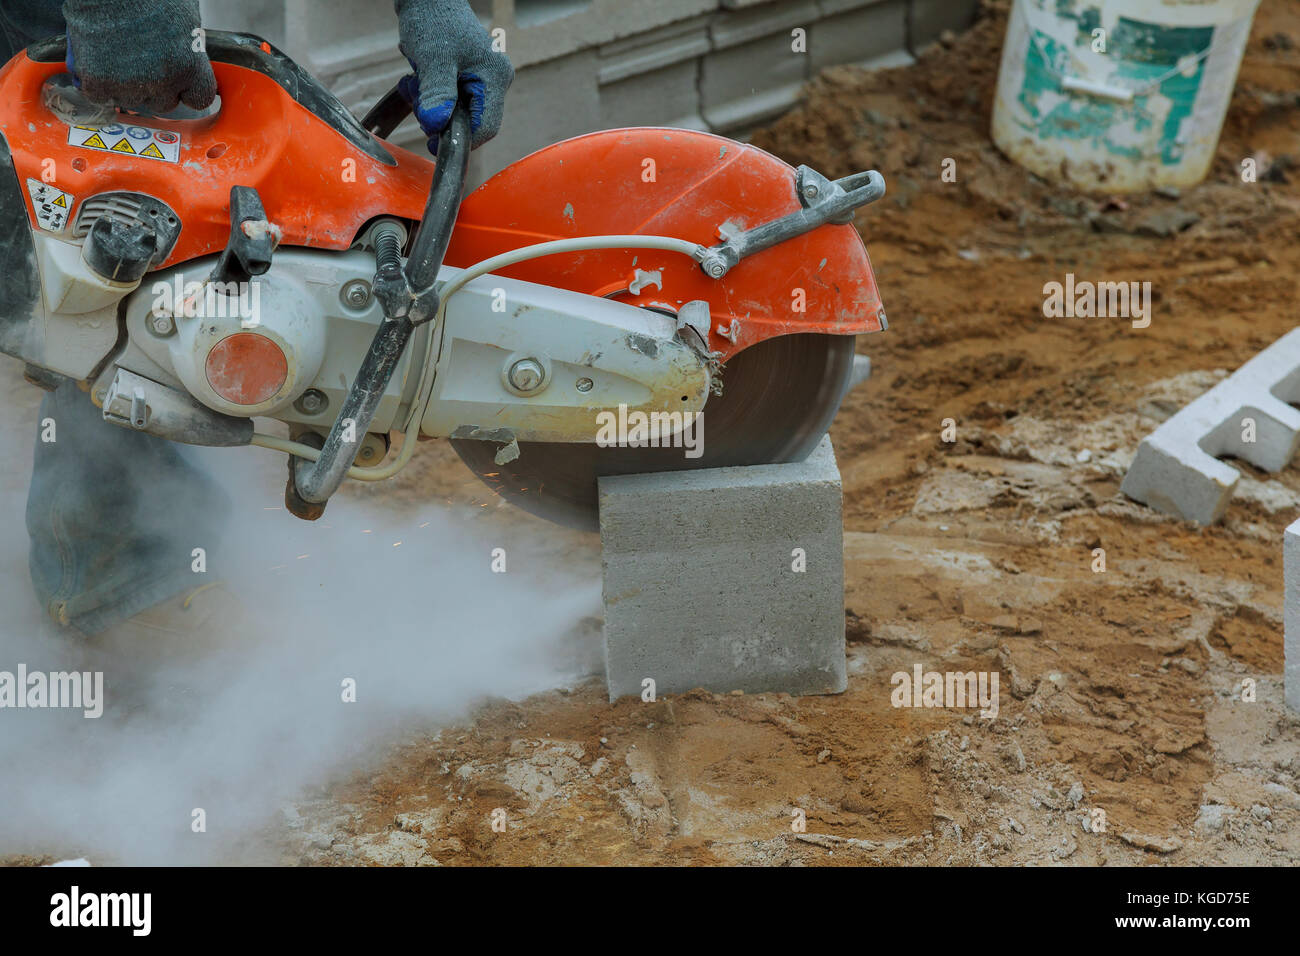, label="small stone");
[1008,817,1025,834]
[1052,837,1078,860]
[1067,782,1085,806]
[817,749,832,764]
[1001,741,1026,773]
[1119,831,1183,854]
[1251,804,1272,821]
[1195,804,1233,833]
[1038,786,1069,810]
[1076,449,1092,463]
[1134,207,1200,238]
